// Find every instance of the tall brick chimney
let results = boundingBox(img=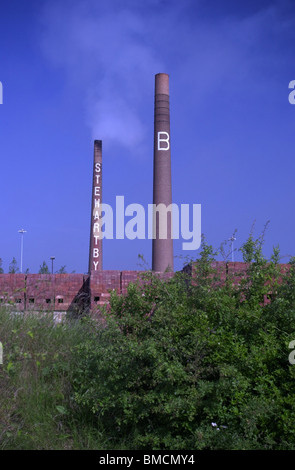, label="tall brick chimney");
[89,140,102,273]
[152,73,174,272]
